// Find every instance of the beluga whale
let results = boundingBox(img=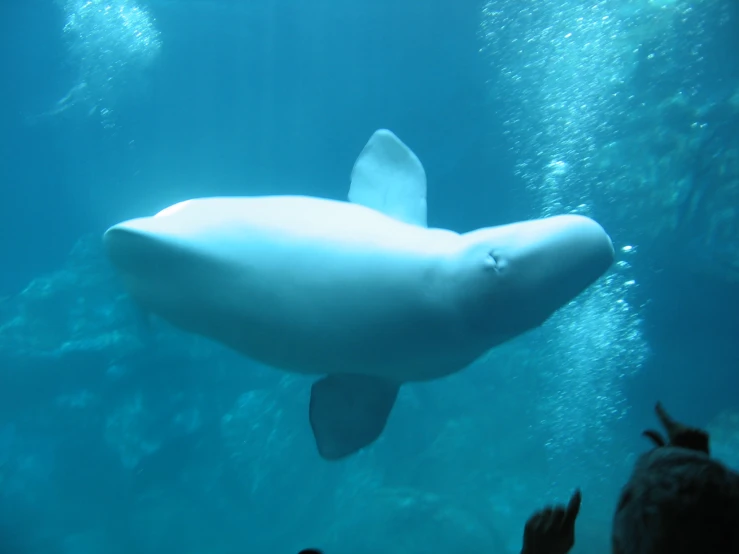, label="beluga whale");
[104,129,615,461]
